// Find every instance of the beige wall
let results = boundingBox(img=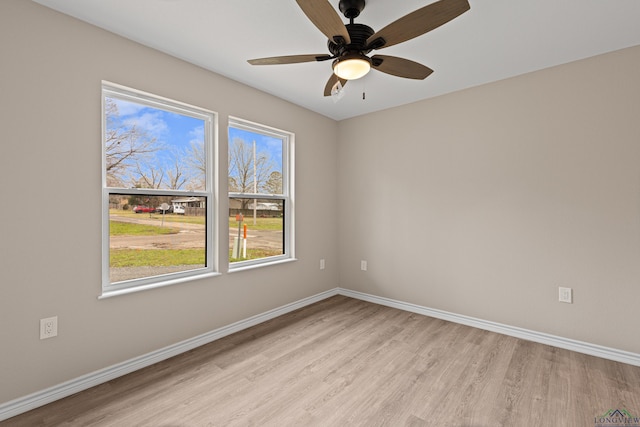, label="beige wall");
[338,45,640,354]
[0,1,339,402]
